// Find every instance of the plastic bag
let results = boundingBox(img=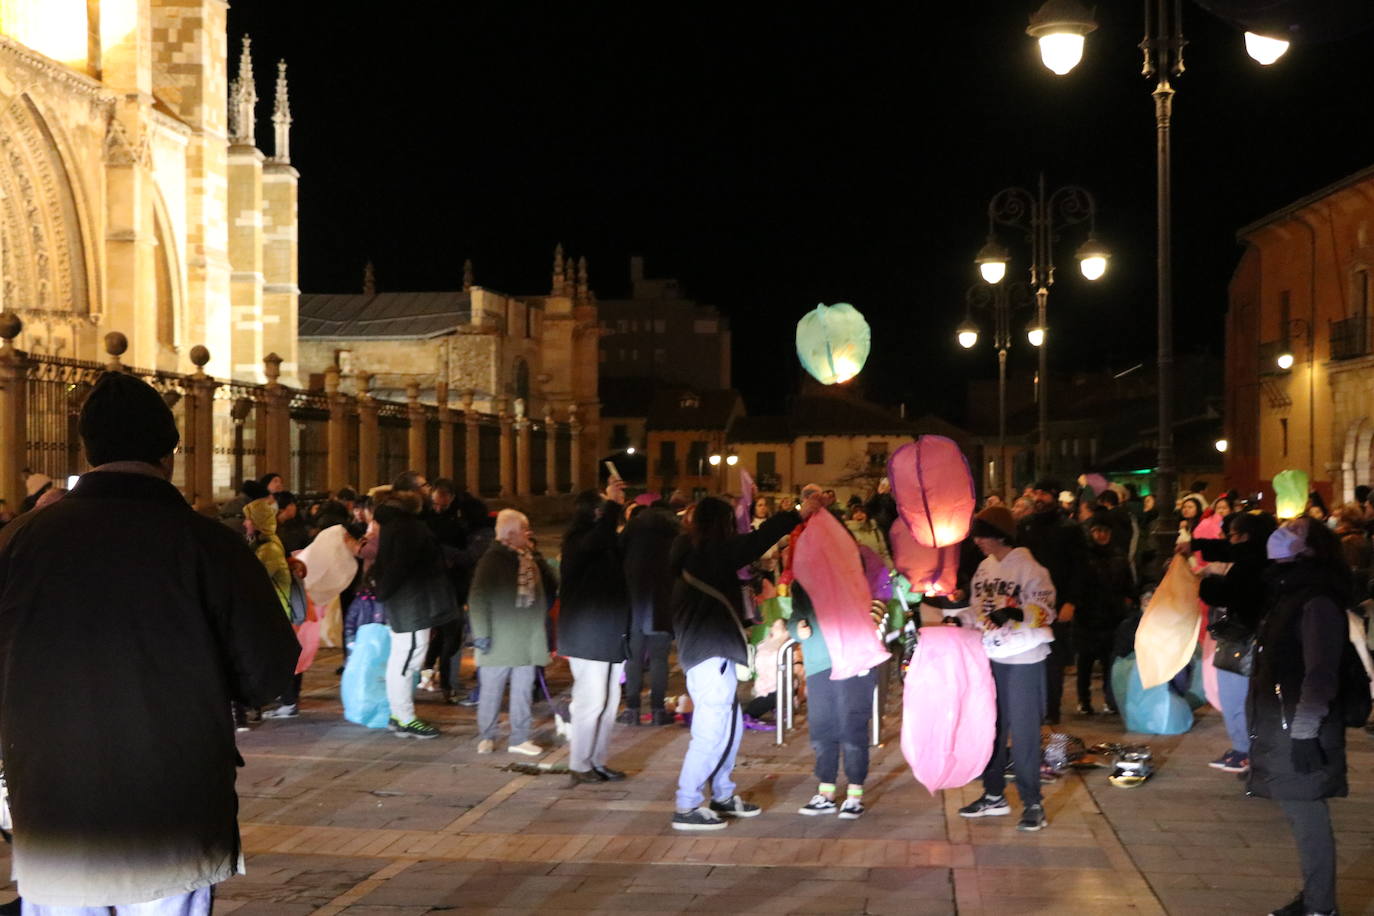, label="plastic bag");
[793,511,892,680]
[1115,654,1194,735]
[901,626,996,793]
[1134,556,1201,689]
[341,622,392,729]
